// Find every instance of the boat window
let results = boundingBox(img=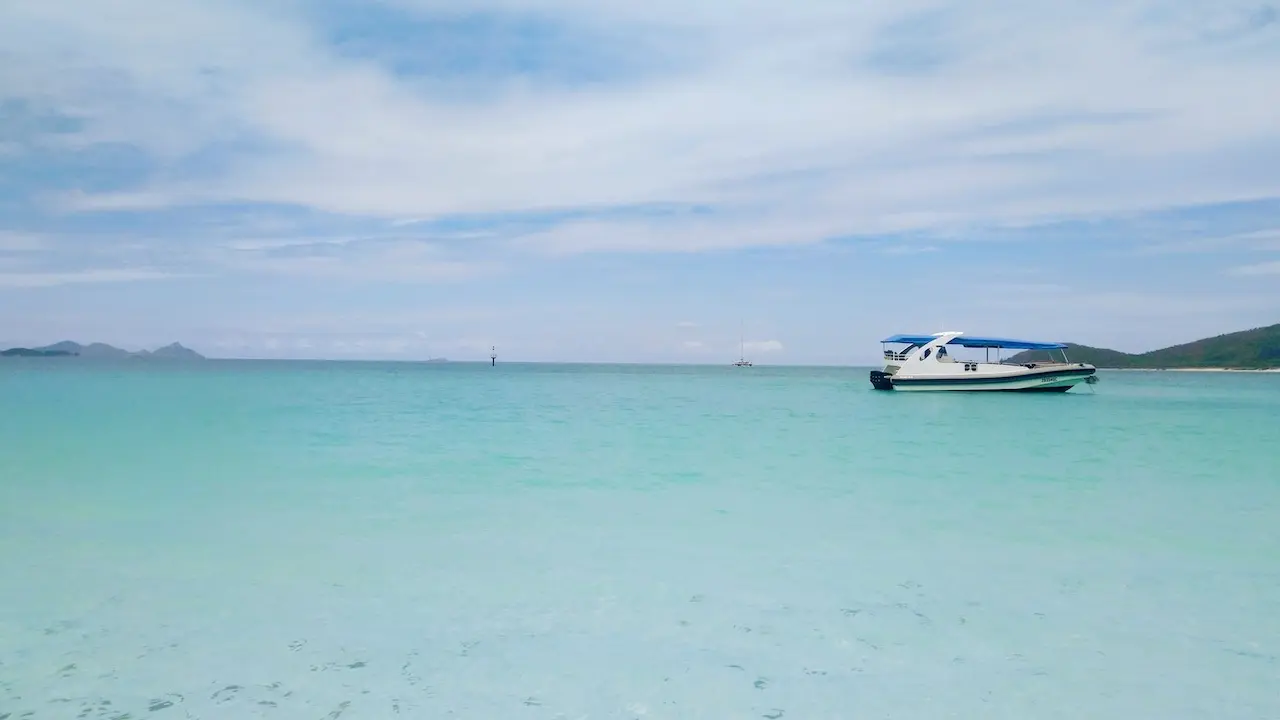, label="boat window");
[920,348,931,360]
